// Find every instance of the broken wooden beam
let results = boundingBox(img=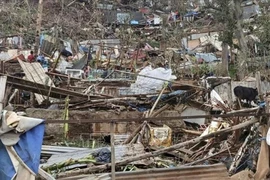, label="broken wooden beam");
[150,147,192,162]
[183,148,229,166]
[123,121,147,144]
[1,73,100,99]
[44,112,267,124]
[180,128,202,135]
